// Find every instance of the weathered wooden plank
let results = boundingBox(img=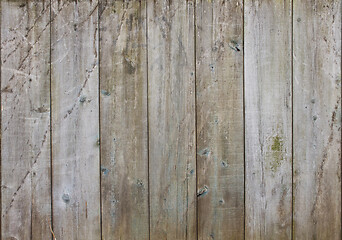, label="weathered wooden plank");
[99,1,149,239]
[244,1,292,238]
[51,0,100,239]
[1,0,51,239]
[147,1,196,239]
[195,0,244,239]
[293,1,341,239]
